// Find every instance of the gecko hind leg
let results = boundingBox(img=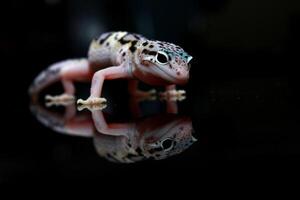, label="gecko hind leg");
[77,64,131,108]
[45,59,91,104]
[45,80,75,102]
